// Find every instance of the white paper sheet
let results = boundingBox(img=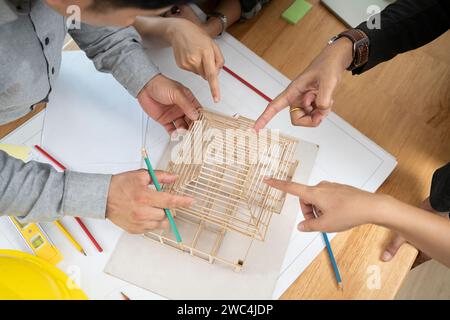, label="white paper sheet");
[41,52,145,170]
